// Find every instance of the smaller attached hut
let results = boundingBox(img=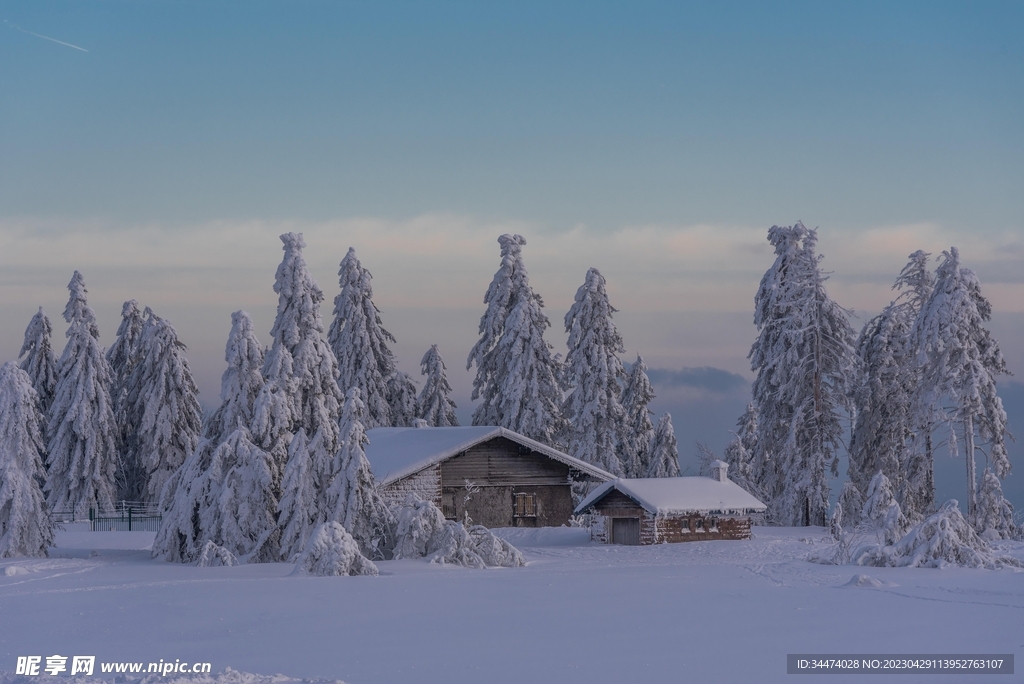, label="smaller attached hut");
[575,461,767,545]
